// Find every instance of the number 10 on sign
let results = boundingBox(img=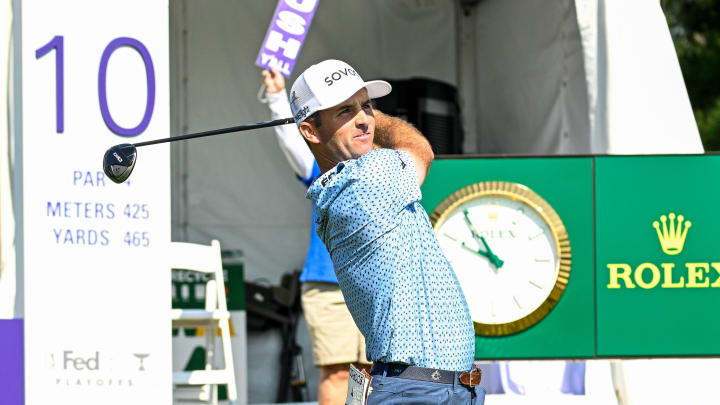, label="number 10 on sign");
[35,35,156,137]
